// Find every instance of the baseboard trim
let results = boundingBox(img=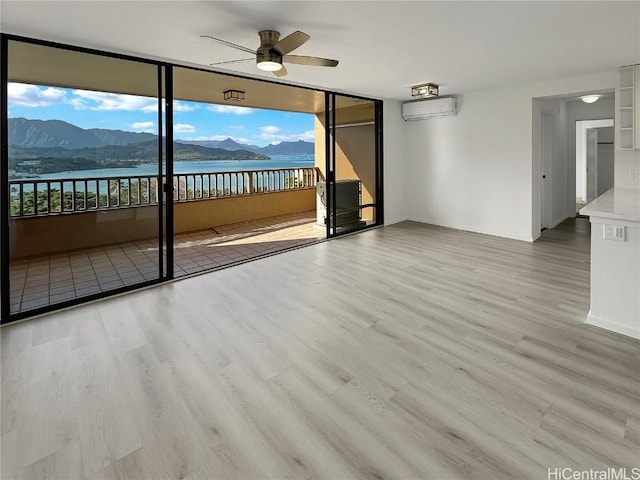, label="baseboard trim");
[384,217,409,226]
[407,217,535,243]
[587,310,640,340]
[550,214,569,229]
